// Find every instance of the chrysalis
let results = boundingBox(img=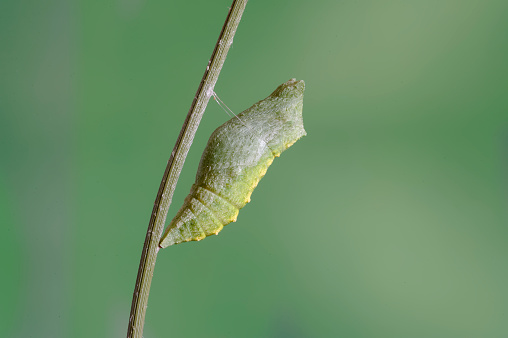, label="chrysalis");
[159,78,306,248]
